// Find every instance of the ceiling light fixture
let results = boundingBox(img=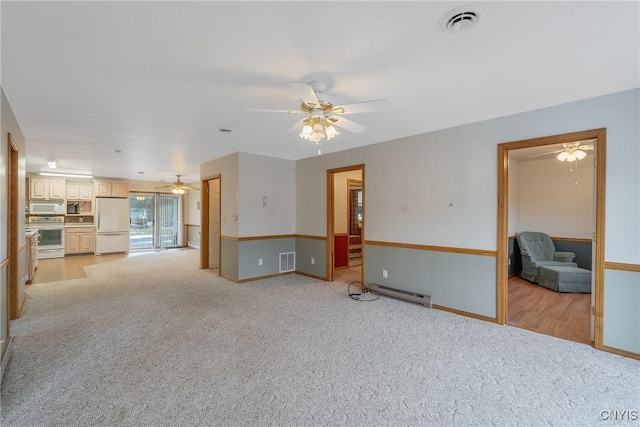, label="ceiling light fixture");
[299,116,340,144]
[40,172,93,179]
[172,187,185,195]
[46,158,57,169]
